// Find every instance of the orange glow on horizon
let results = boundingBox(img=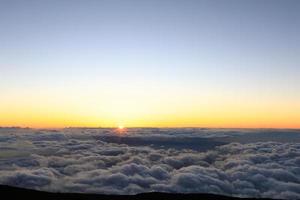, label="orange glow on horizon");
[0,86,299,129]
[115,125,127,135]
[1,115,300,129]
